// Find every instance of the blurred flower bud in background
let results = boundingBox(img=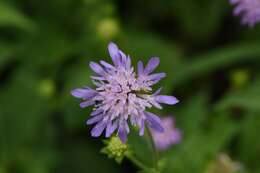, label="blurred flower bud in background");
[38,79,56,98]
[96,18,120,40]
[205,153,242,173]
[230,69,250,89]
